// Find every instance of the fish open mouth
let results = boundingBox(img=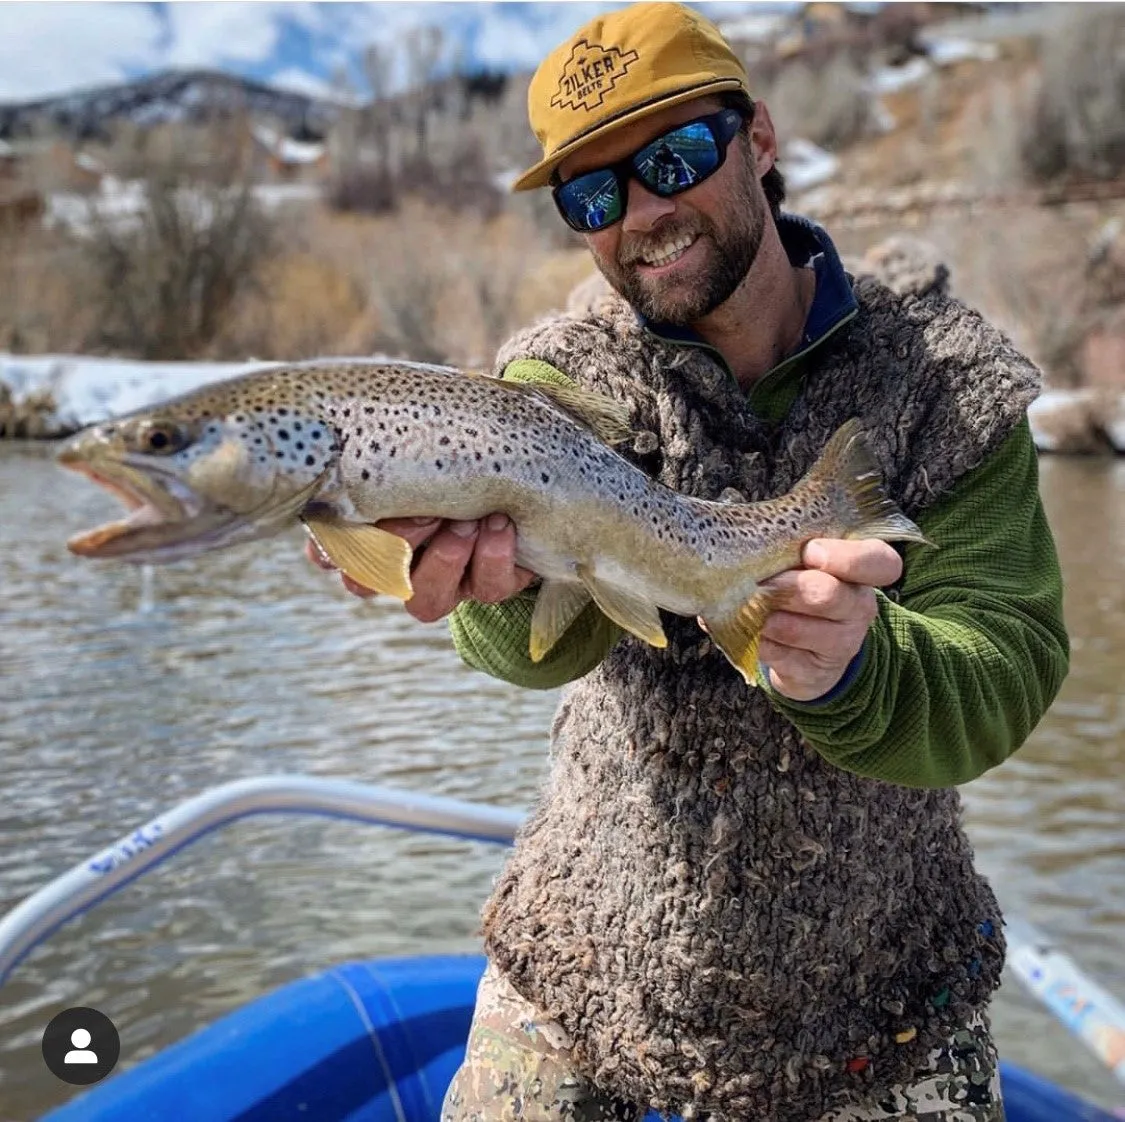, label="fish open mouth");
[59,459,196,558]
